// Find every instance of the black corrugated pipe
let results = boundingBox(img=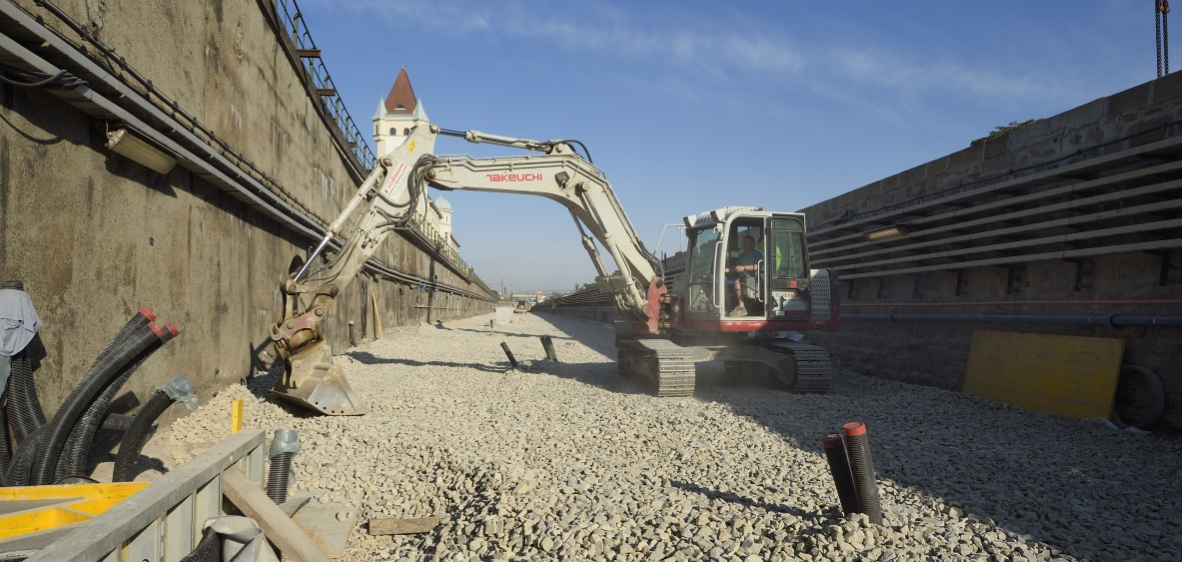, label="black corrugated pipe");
[266,429,300,504]
[30,319,162,485]
[55,322,179,482]
[5,423,48,486]
[822,433,860,516]
[0,396,9,477]
[5,343,45,444]
[112,376,196,483]
[843,422,882,525]
[842,313,1182,327]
